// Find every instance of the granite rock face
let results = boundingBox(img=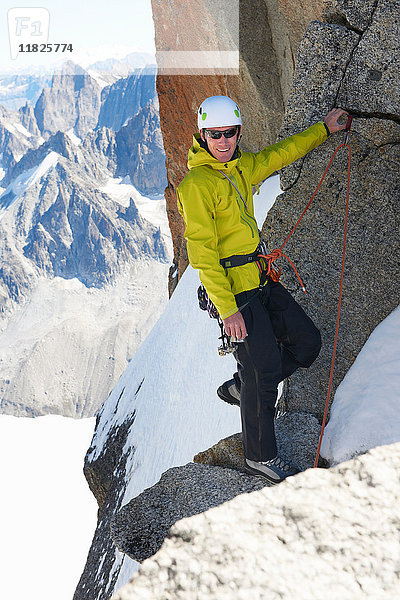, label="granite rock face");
[73,397,138,600]
[110,412,321,563]
[111,464,268,563]
[18,103,41,137]
[81,126,118,175]
[262,1,400,418]
[112,442,400,600]
[336,0,400,118]
[264,0,326,103]
[323,0,380,32]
